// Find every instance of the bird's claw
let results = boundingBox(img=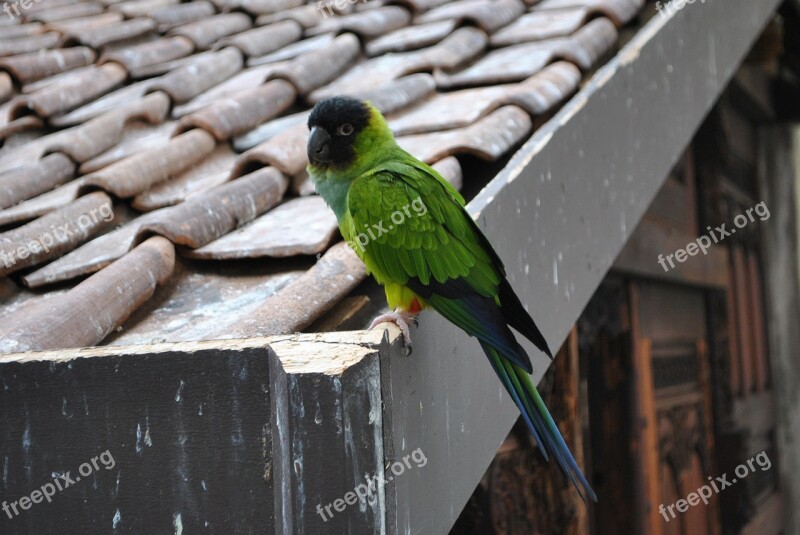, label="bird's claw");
[369,309,416,356]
